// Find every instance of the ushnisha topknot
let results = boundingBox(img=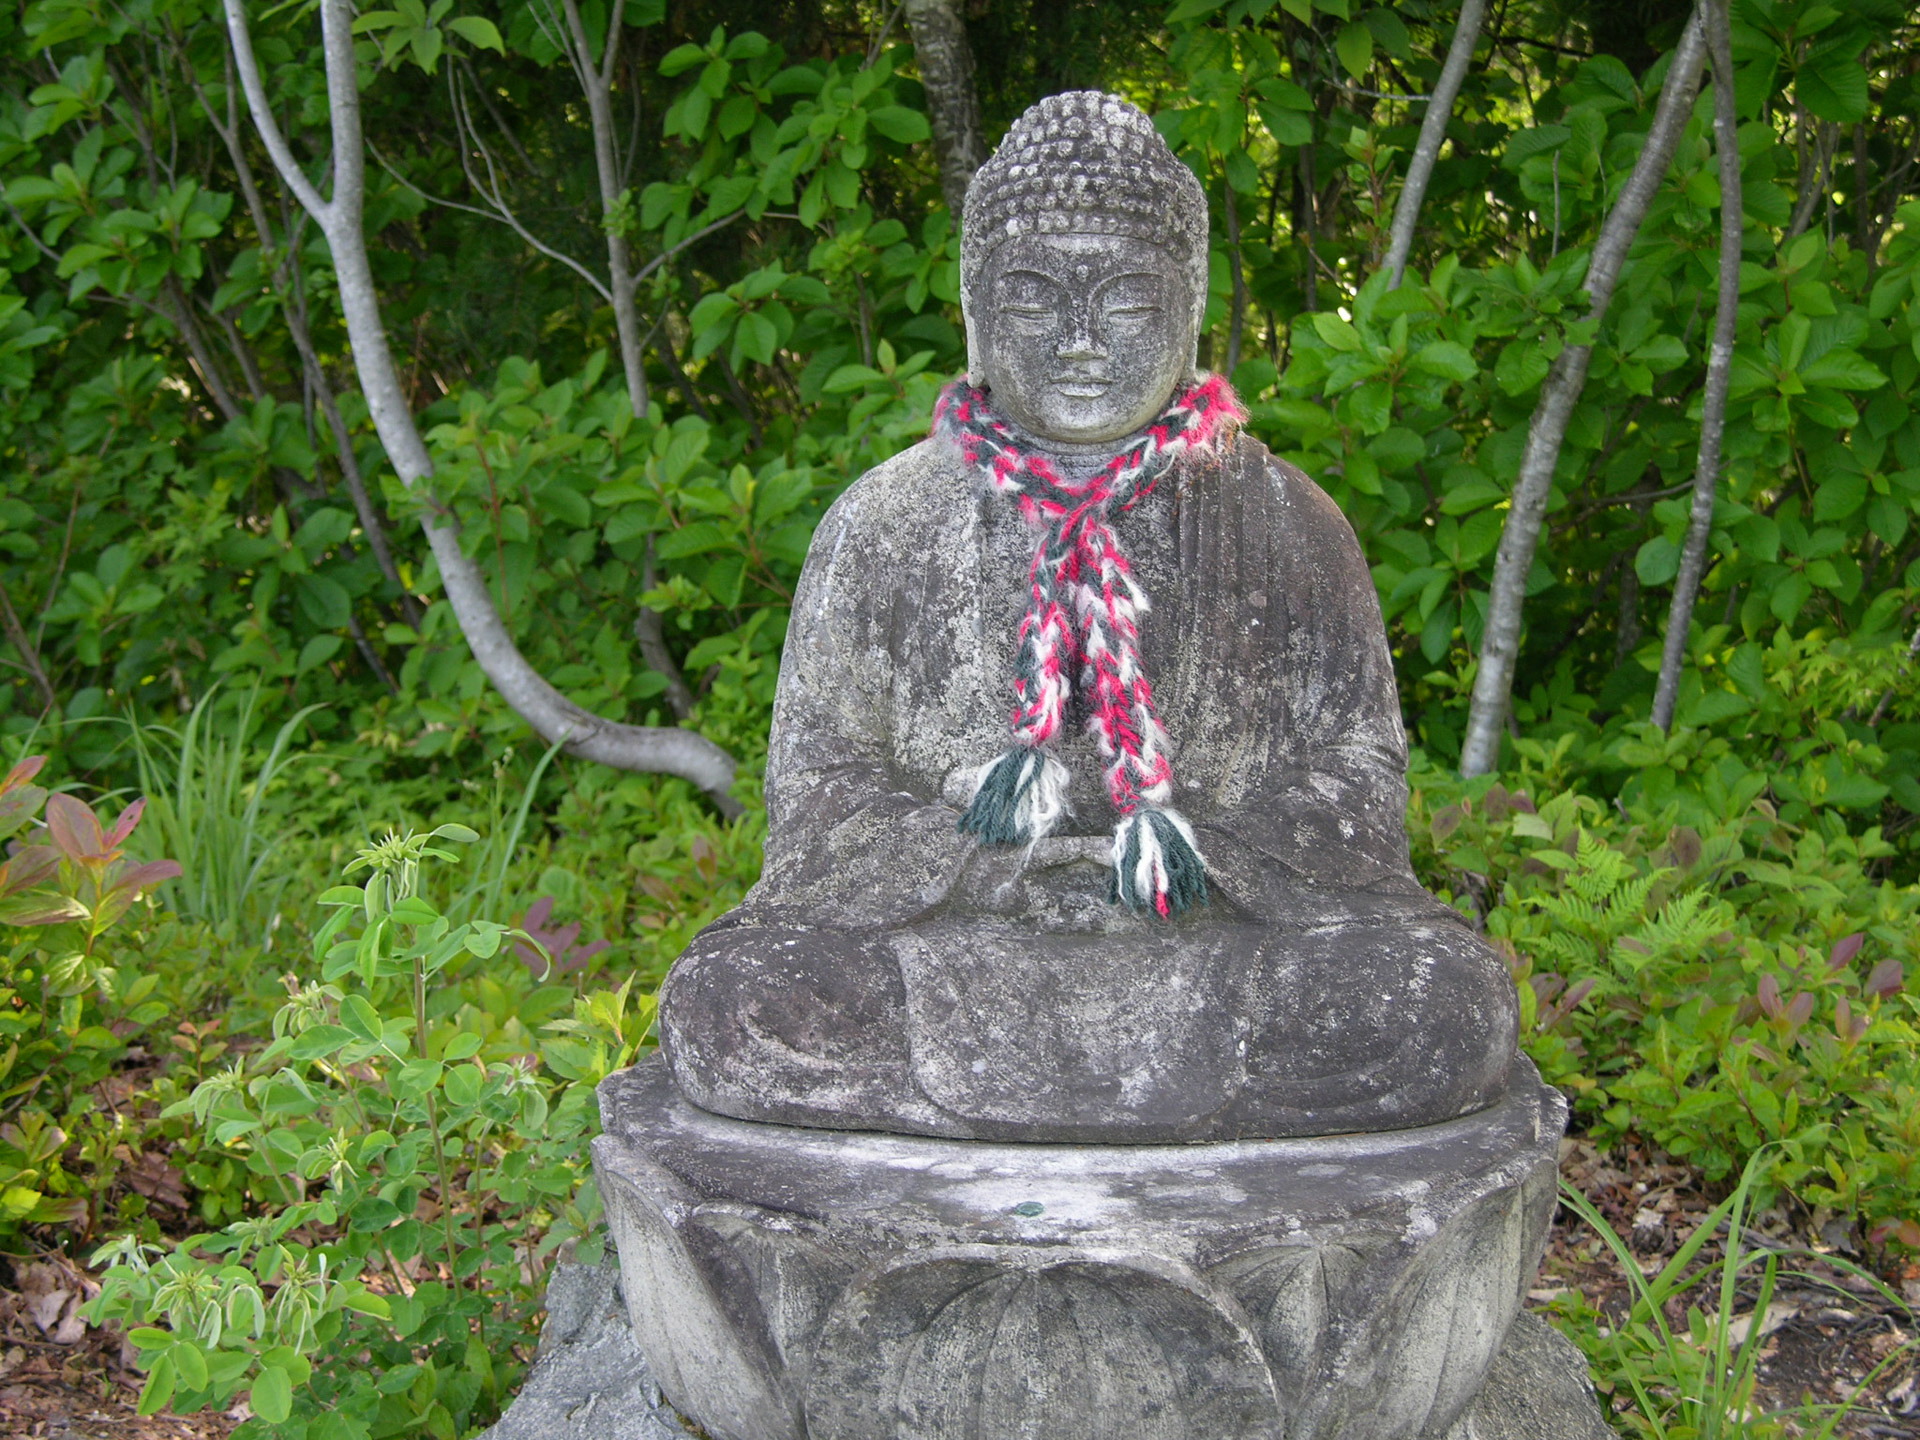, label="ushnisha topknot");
[960,91,1210,376]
